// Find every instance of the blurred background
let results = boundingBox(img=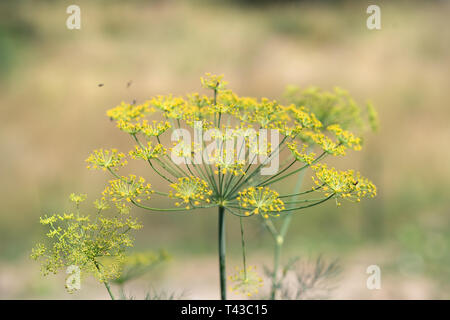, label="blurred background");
[0,0,449,299]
